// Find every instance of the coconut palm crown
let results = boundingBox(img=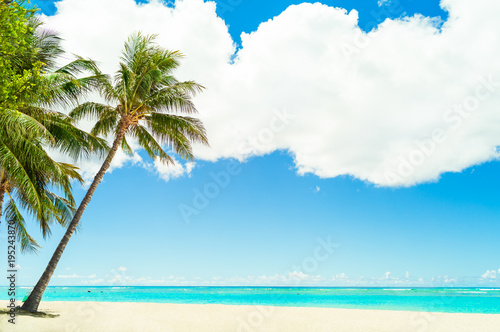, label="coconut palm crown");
[71,32,208,163]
